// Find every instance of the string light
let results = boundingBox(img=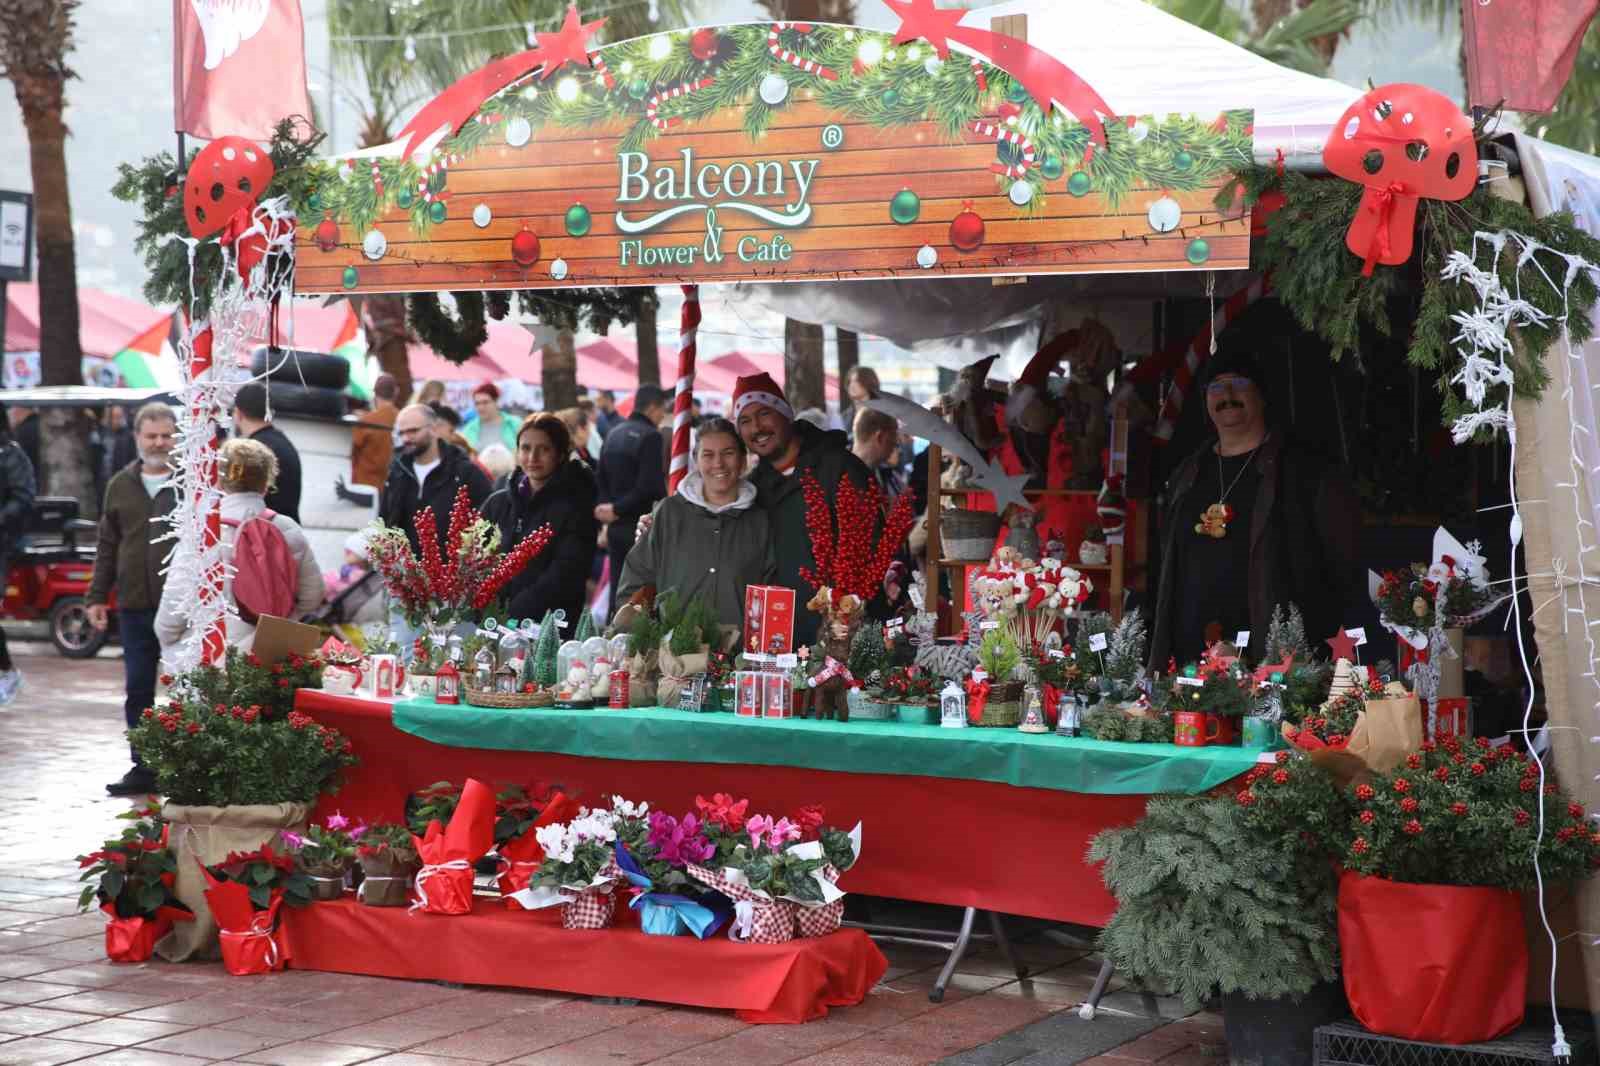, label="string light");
[647,34,673,61]
[556,75,581,102]
[856,39,883,66]
[648,0,658,22]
